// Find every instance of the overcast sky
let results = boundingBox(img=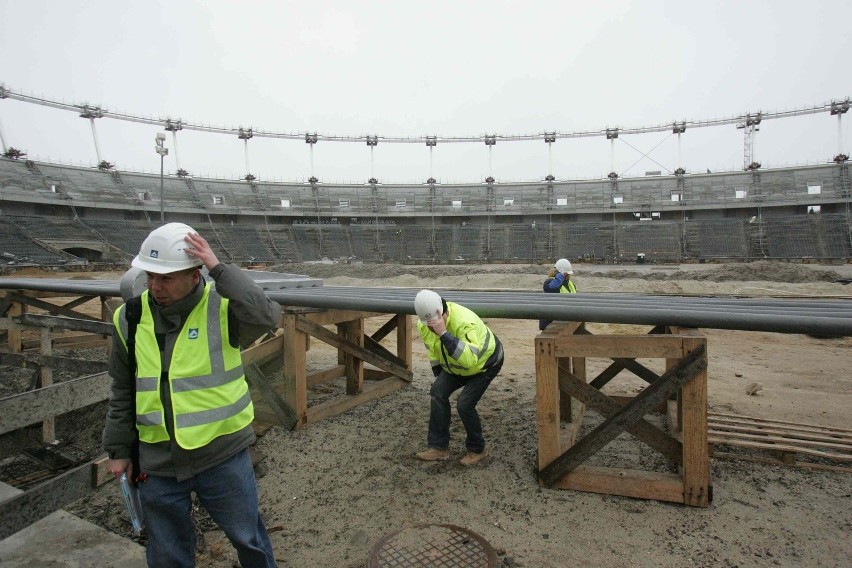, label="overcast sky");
[1,0,849,184]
